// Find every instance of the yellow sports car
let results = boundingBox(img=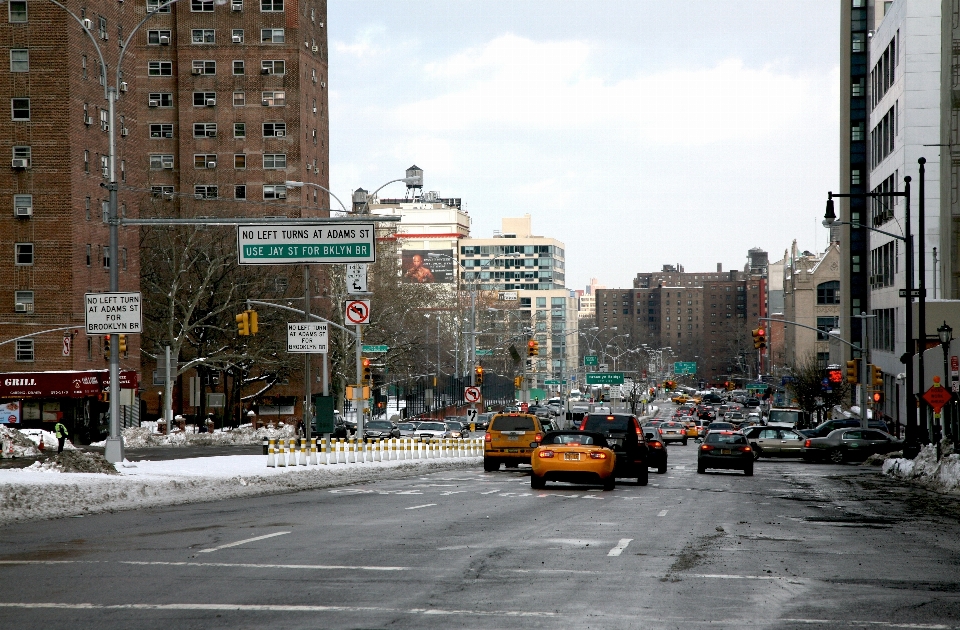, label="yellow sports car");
[530,431,617,491]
